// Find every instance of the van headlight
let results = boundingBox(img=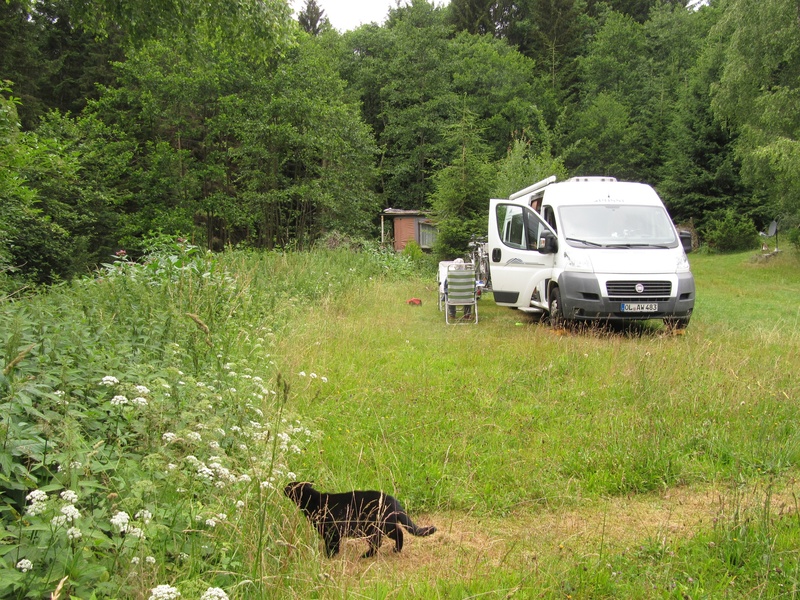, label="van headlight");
[676,251,690,272]
[564,251,592,272]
